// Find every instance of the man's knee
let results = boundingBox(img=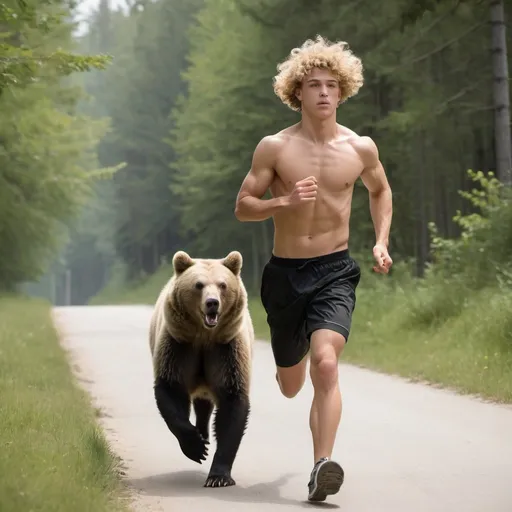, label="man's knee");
[276,358,307,399]
[310,357,338,391]
[309,329,345,391]
[277,376,303,398]
[310,328,346,359]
